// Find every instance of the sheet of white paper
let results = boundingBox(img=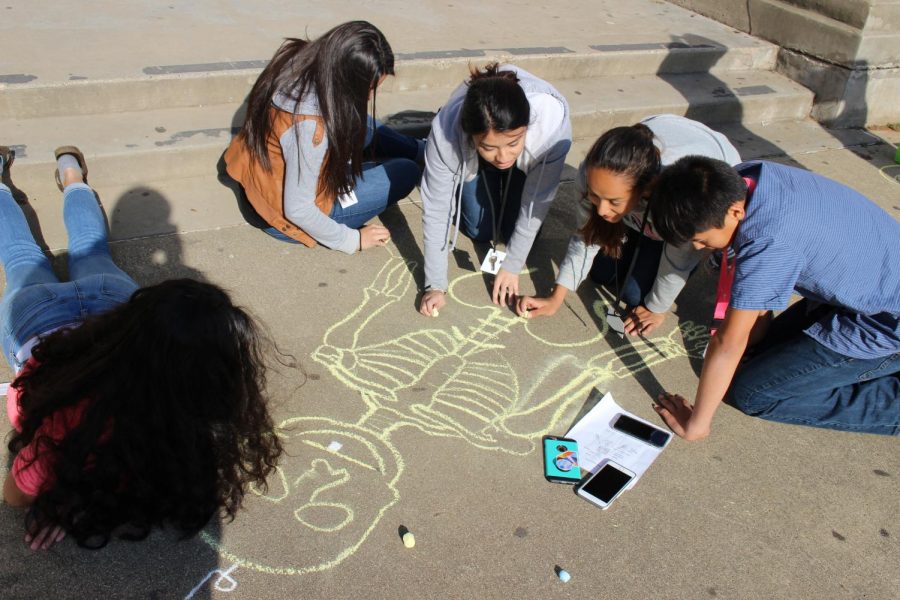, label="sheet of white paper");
[338,190,359,208]
[480,249,506,275]
[565,391,669,490]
